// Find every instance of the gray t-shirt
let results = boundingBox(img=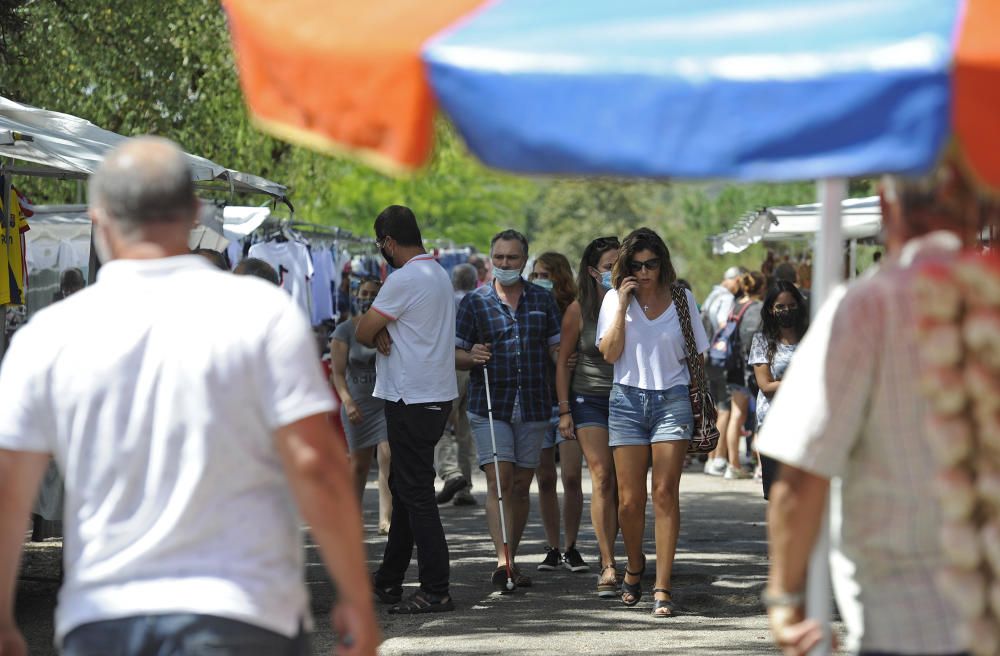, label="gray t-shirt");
[748,332,797,426]
[332,319,377,400]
